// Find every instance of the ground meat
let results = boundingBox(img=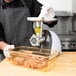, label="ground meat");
[11,54,48,69]
[13,57,25,65]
